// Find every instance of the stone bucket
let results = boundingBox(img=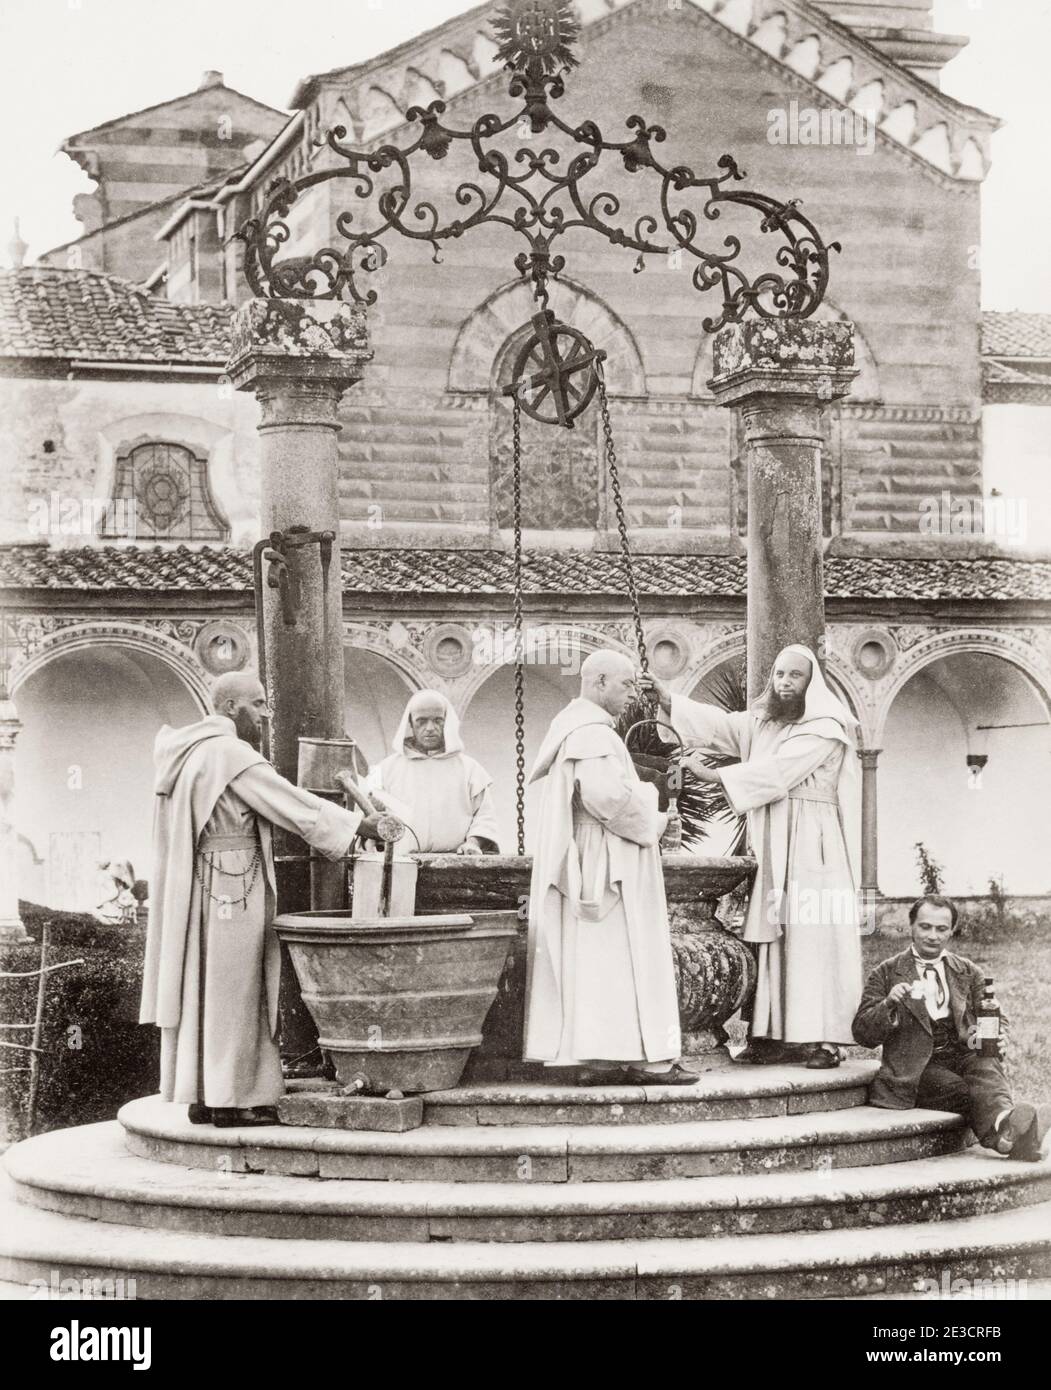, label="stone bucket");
[273,908,518,1093]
